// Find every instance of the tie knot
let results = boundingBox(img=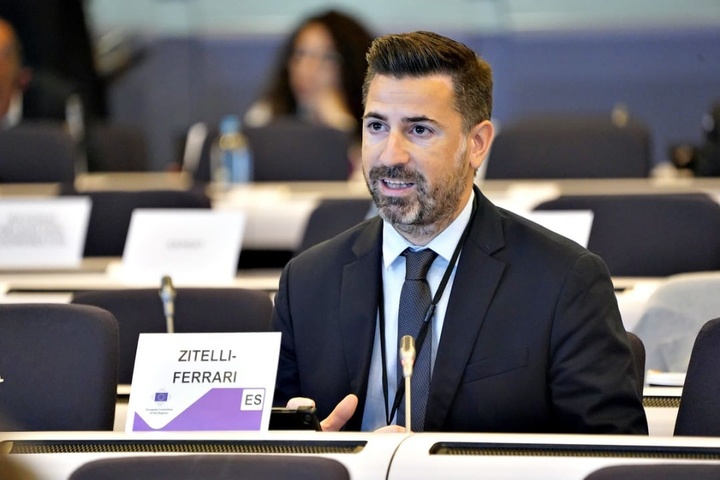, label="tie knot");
[402,248,437,280]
